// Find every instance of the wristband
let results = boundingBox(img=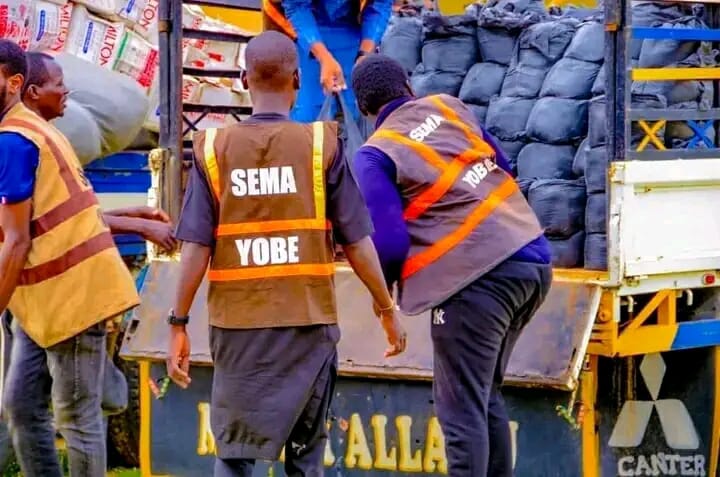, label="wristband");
[167,310,189,326]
